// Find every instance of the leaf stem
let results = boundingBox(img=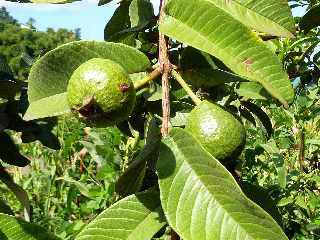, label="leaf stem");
[133,67,161,90]
[171,69,202,105]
